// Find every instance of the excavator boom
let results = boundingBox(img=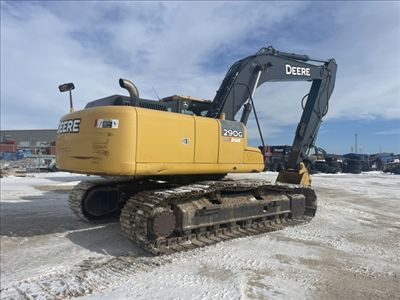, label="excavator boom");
[207,46,337,179]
